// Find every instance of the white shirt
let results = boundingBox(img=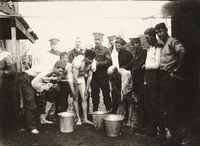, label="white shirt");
[145,46,161,70]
